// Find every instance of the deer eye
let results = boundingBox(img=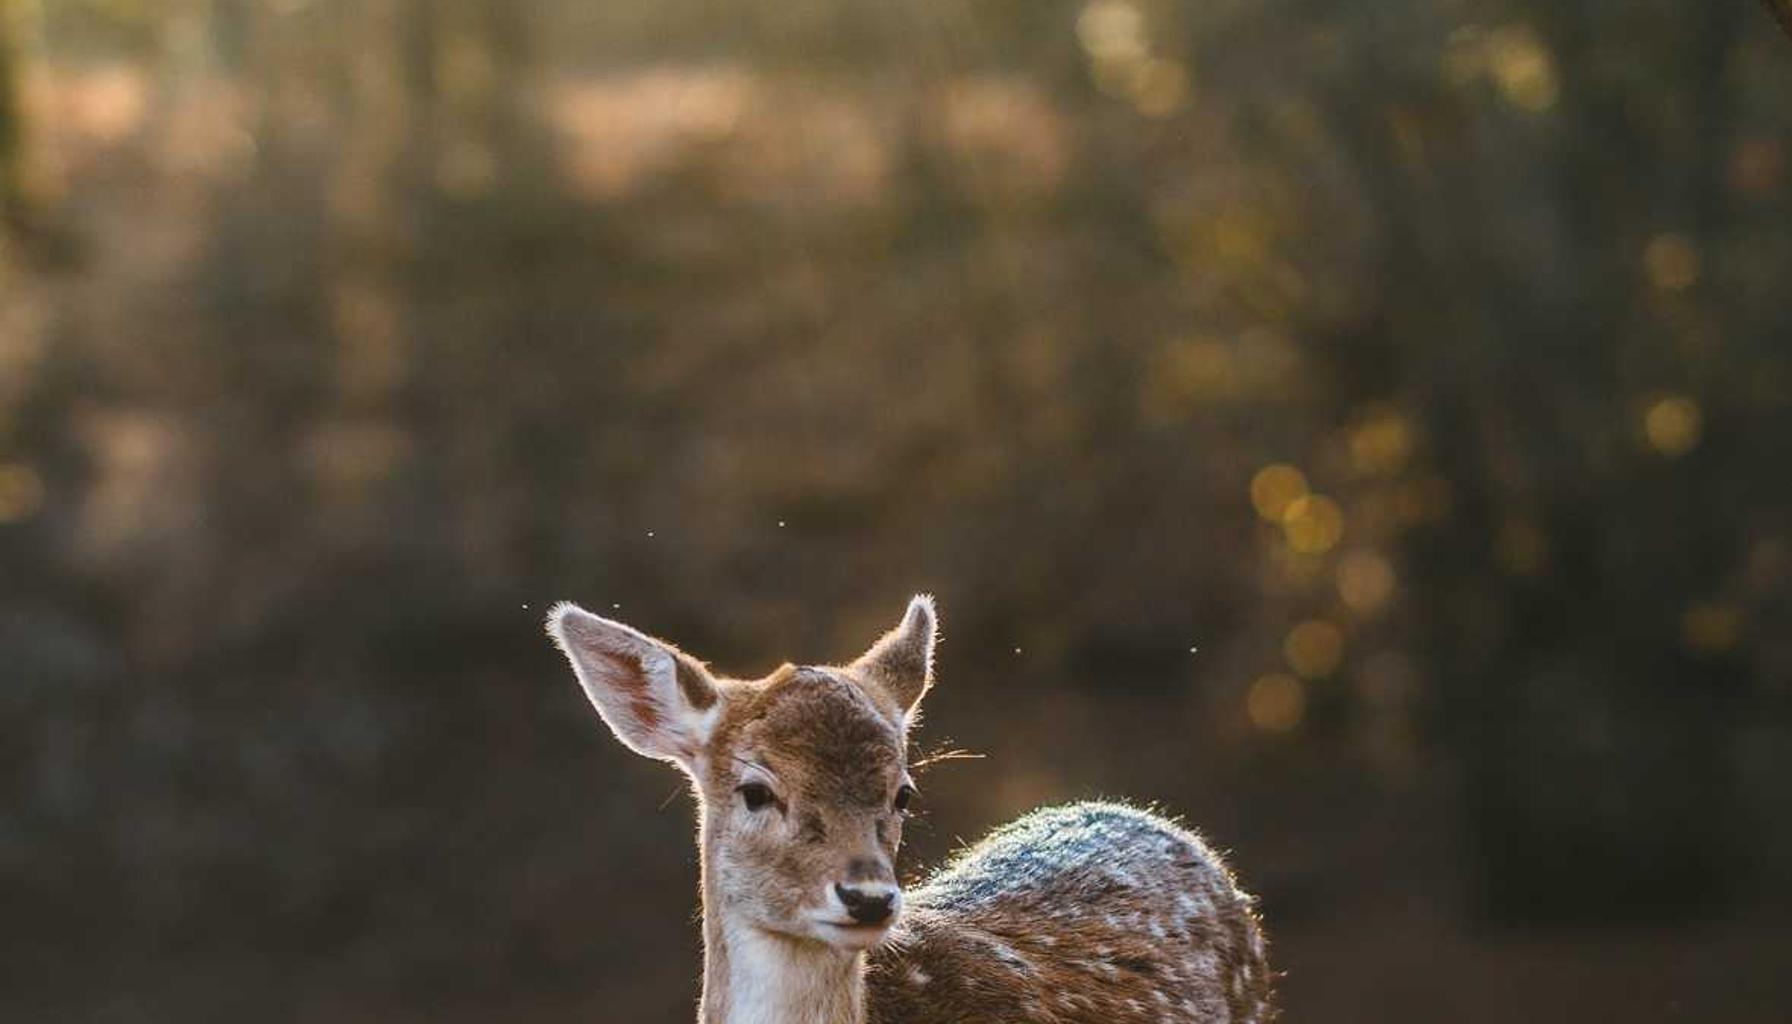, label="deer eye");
[738,782,777,812]
[893,784,917,814]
